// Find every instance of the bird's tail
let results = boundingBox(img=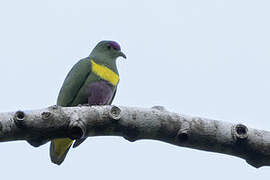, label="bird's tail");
[50,138,73,165]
